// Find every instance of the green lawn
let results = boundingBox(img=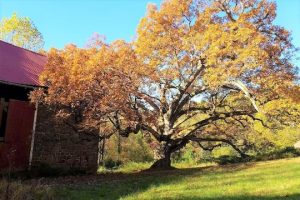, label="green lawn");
[54,157,300,200]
